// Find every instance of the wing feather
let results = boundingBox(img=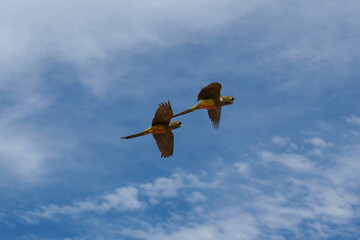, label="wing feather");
[197,82,222,101]
[152,101,173,126]
[152,131,174,158]
[207,107,221,129]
